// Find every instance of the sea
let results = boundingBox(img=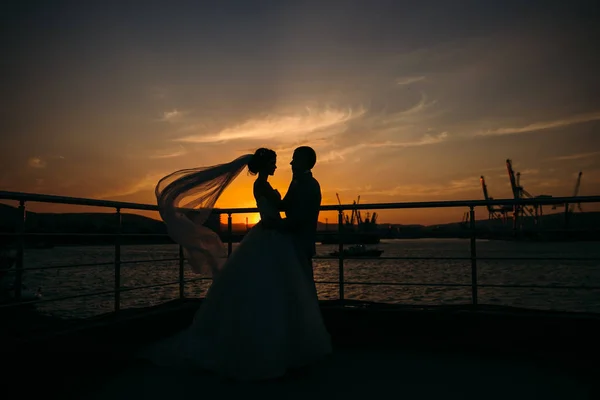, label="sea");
[15,238,600,318]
